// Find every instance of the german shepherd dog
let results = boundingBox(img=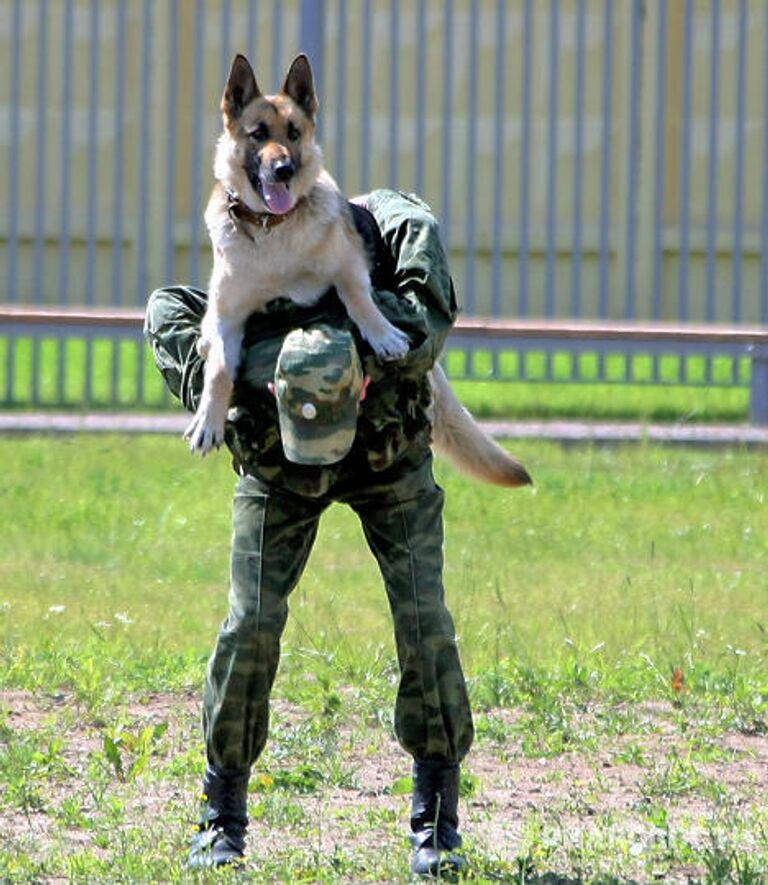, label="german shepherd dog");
[187,53,531,487]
